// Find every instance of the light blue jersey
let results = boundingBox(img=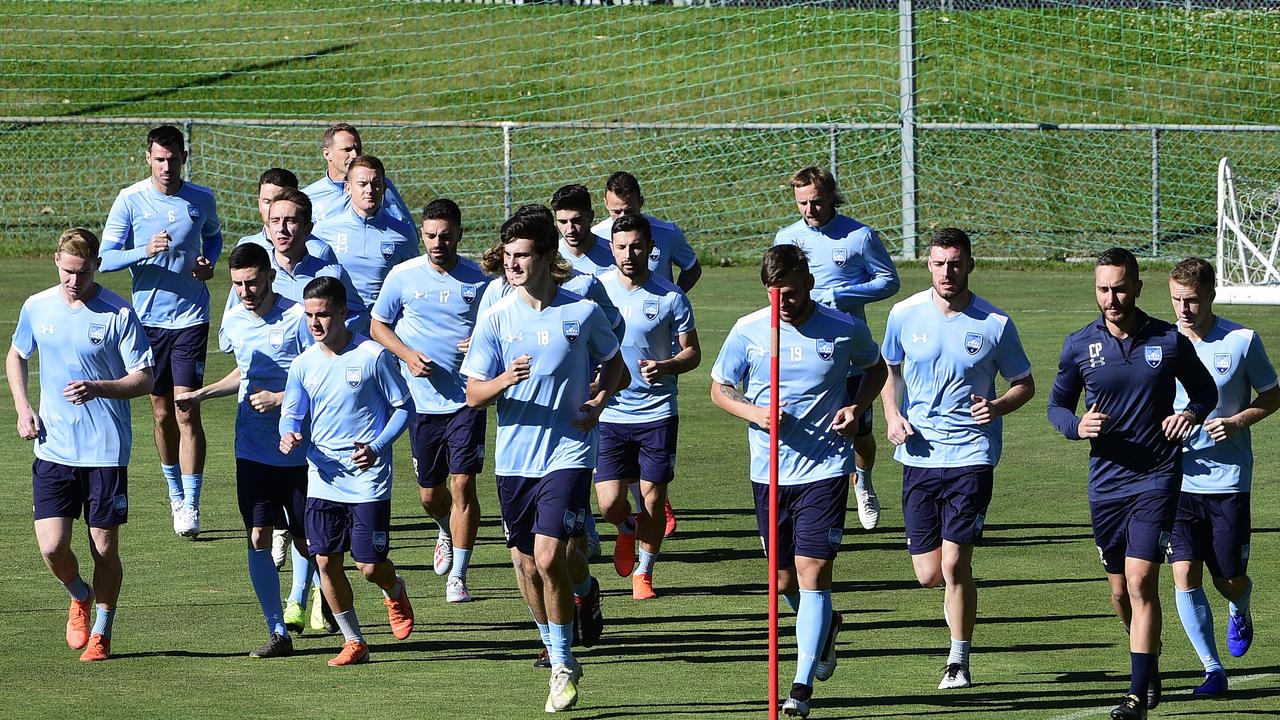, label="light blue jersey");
[100,179,223,329]
[1175,317,1278,494]
[477,271,623,339]
[312,206,419,310]
[593,214,697,283]
[11,285,153,467]
[239,229,337,264]
[598,271,695,424]
[773,214,899,324]
[302,173,414,229]
[218,296,313,466]
[559,237,615,277]
[461,289,619,477]
[223,246,365,330]
[371,256,490,414]
[711,304,880,486]
[280,336,411,503]
[882,289,1032,469]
